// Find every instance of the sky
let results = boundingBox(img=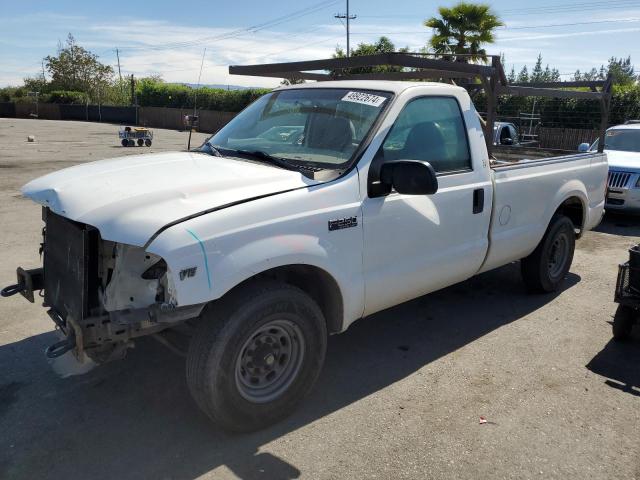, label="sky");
[1,0,640,88]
